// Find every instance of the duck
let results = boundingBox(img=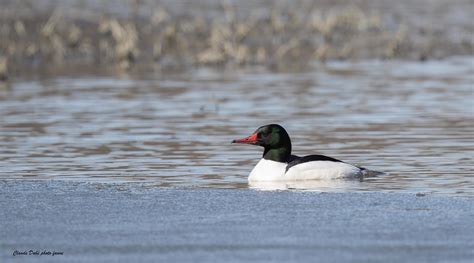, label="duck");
[232,124,373,182]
